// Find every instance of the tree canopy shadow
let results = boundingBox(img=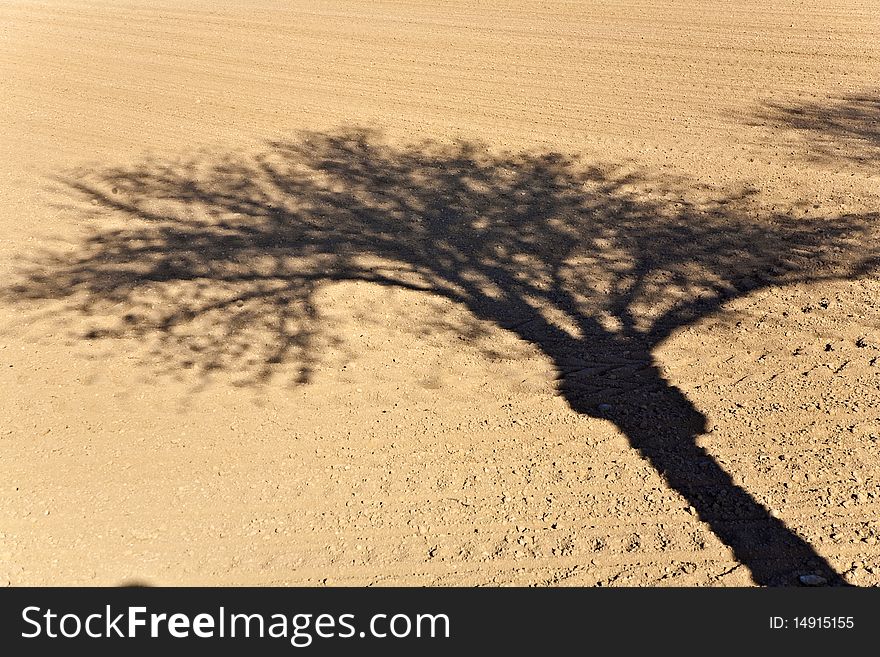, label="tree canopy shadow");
[7,129,880,585]
[753,91,880,163]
